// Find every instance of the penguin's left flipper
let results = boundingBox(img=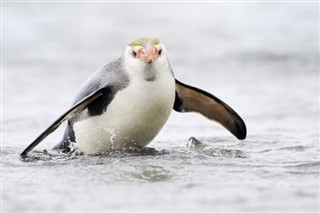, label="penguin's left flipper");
[20,87,109,157]
[174,79,247,140]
